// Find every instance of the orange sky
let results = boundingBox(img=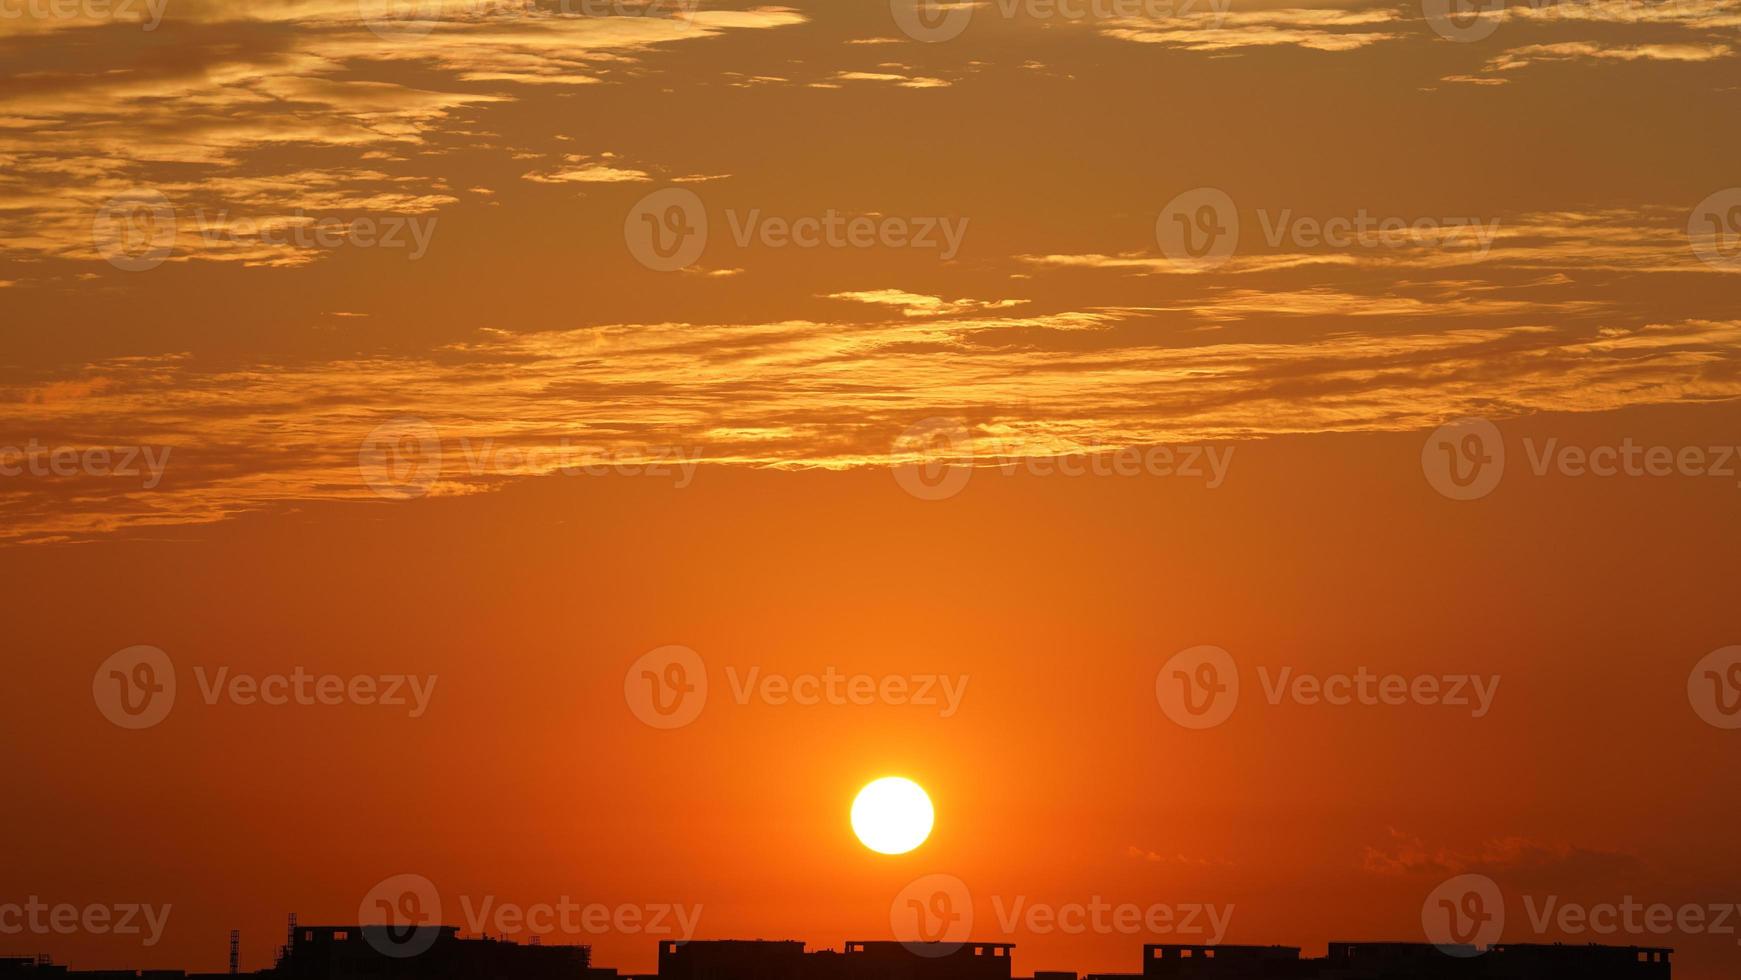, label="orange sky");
[2,0,1740,978]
